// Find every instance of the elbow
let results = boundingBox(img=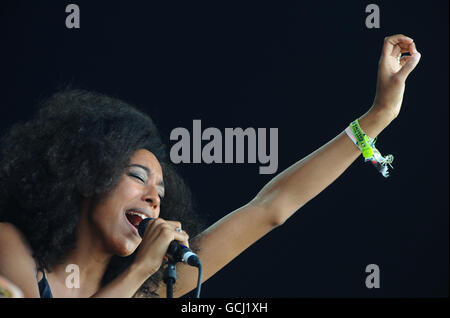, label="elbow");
[269,211,287,228]
[268,215,286,228]
[249,196,287,228]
